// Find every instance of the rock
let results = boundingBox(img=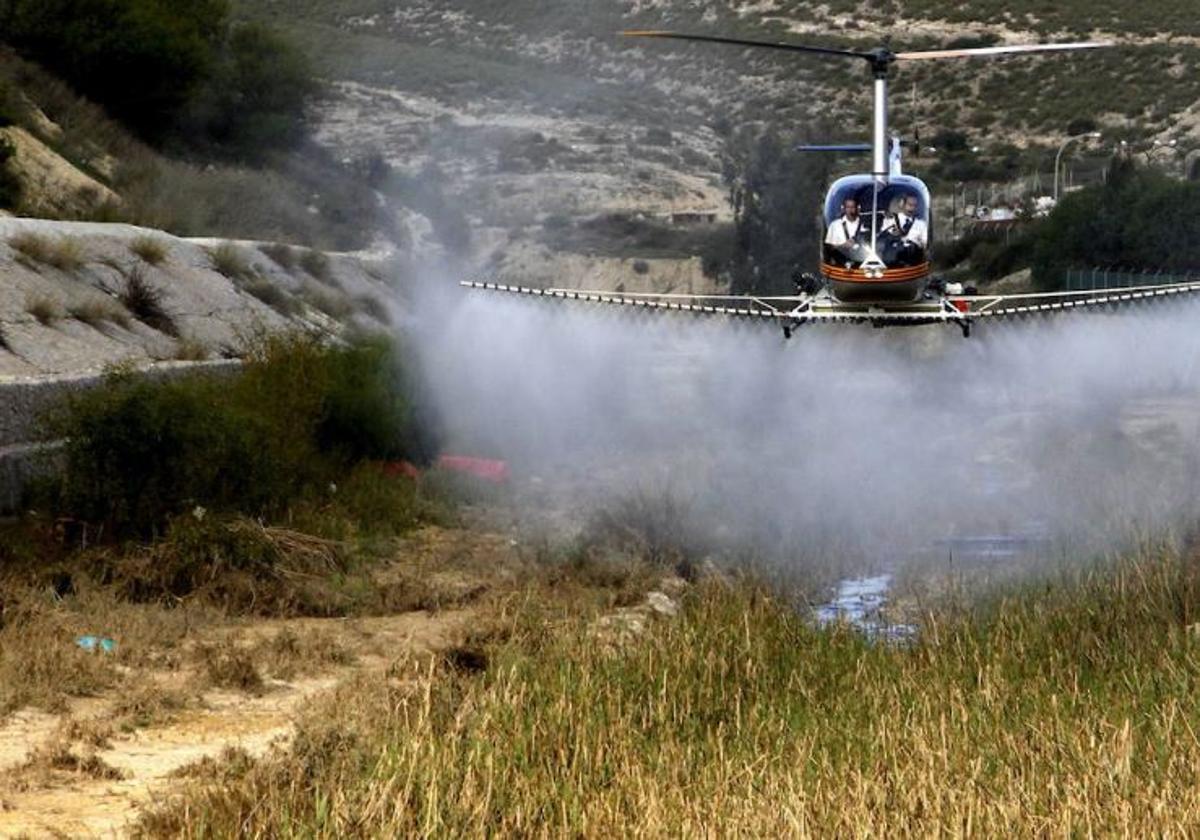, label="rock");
[644,591,678,617]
